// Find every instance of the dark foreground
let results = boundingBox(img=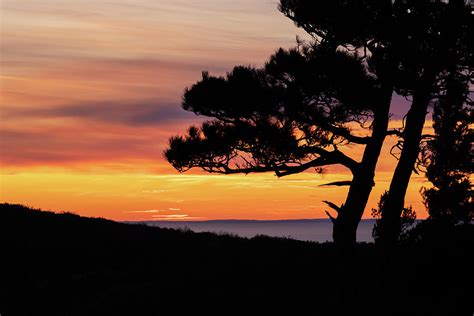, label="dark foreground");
[0,204,472,315]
